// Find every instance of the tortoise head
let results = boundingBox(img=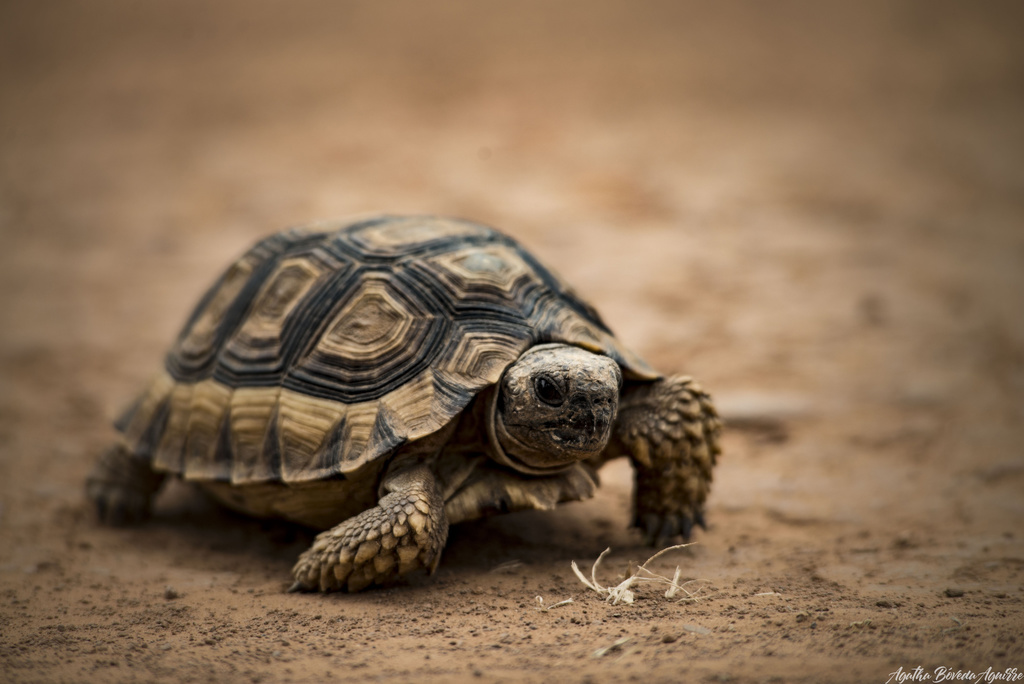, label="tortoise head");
[488,344,622,475]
